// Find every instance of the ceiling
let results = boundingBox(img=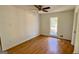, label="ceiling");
[15,5,75,14]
